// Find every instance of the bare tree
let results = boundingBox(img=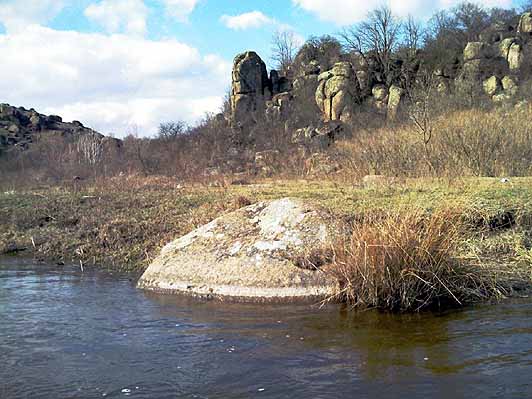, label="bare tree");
[341,6,402,83]
[76,133,104,166]
[271,30,300,75]
[405,72,439,172]
[158,121,187,141]
[404,16,422,56]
